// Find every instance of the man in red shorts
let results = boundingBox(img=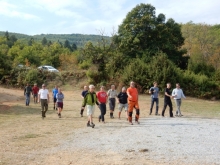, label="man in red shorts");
[32,83,39,104]
[127,81,140,125]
